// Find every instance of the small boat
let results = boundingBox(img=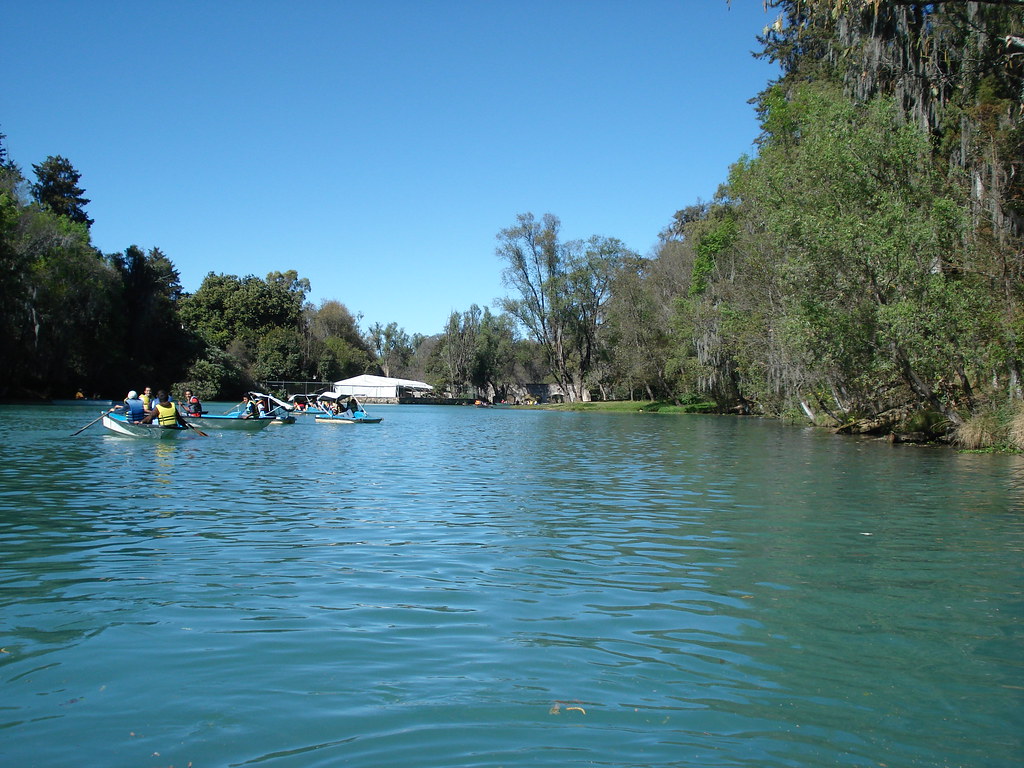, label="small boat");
[185,413,273,431]
[287,393,333,416]
[314,393,383,424]
[102,412,192,439]
[315,413,383,424]
[226,391,298,424]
